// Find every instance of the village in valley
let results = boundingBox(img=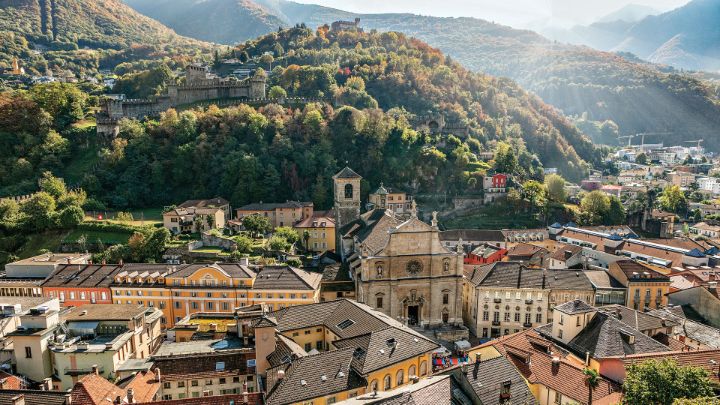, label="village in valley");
[3,3,720,405]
